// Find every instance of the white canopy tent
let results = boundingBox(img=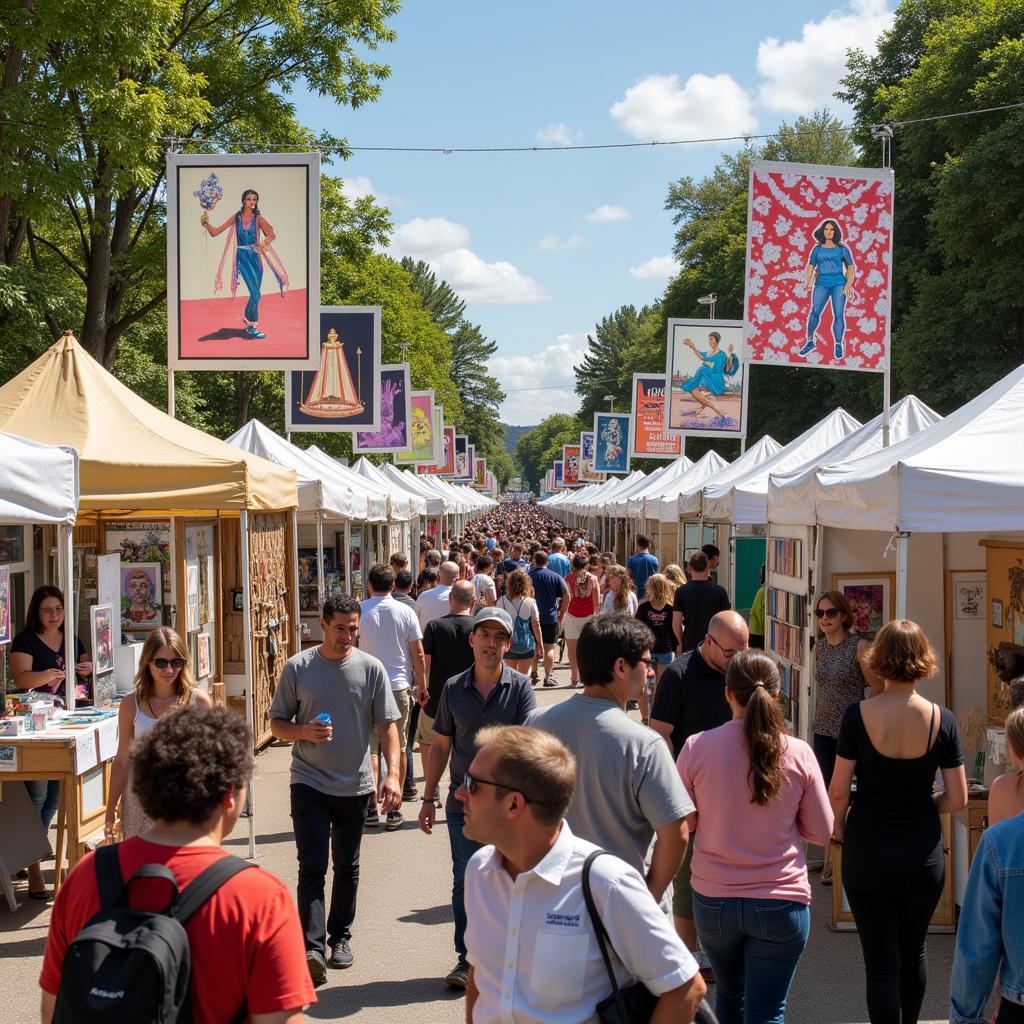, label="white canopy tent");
[641,451,730,524]
[675,436,783,522]
[382,464,446,517]
[626,454,705,519]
